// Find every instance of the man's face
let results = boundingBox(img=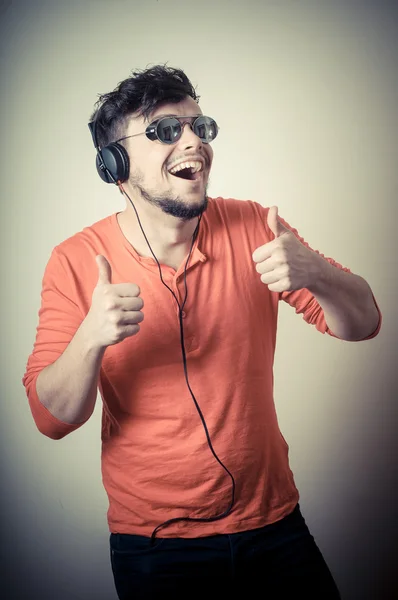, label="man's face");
[122,96,214,221]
